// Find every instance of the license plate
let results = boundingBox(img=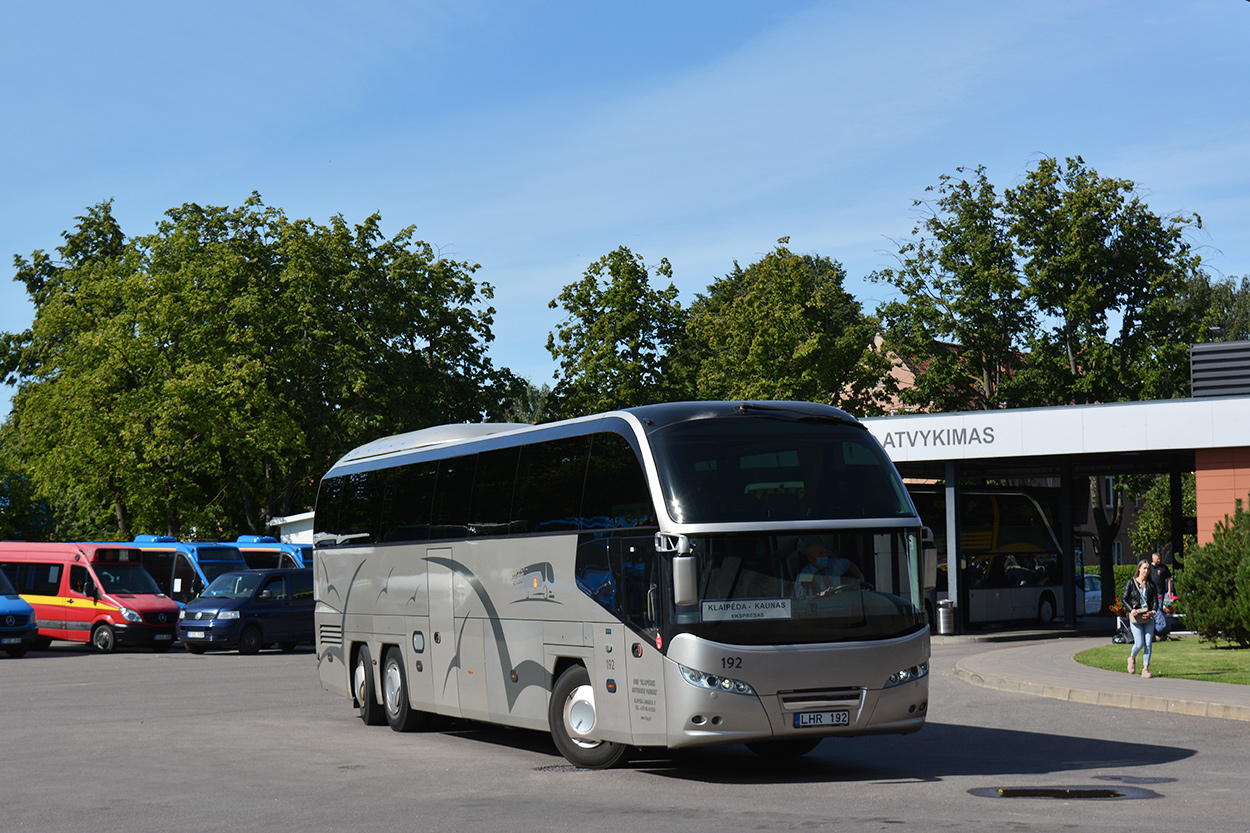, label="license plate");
[0,637,19,645]
[794,710,849,729]
[185,631,205,639]
[155,633,173,641]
